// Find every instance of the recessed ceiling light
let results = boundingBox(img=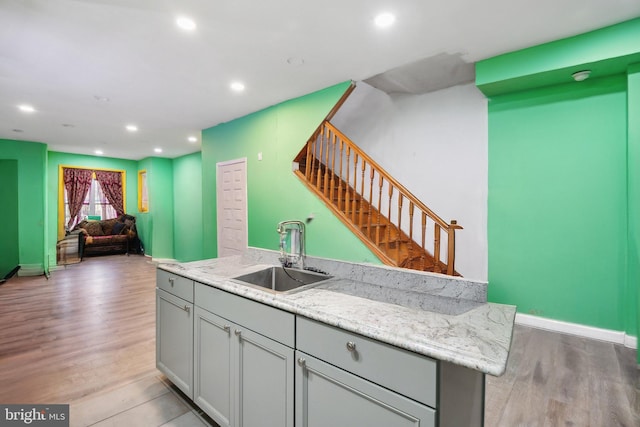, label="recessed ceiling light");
[374,12,396,28]
[18,104,36,113]
[94,95,110,102]
[287,57,305,66]
[188,136,198,143]
[230,81,245,92]
[126,124,138,132]
[95,150,104,155]
[154,148,163,153]
[176,16,196,31]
